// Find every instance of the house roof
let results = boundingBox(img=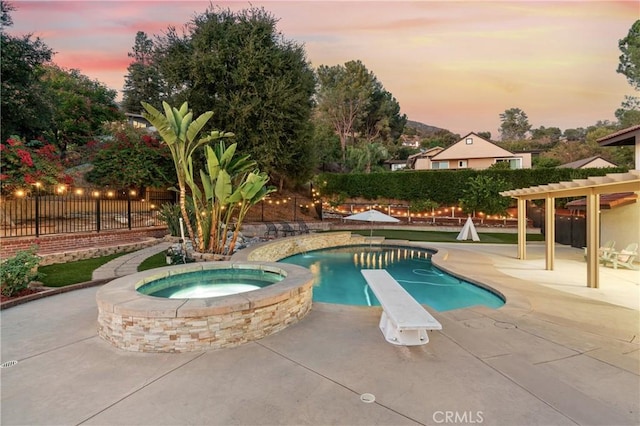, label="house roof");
[565,192,637,210]
[430,132,515,161]
[557,156,617,169]
[597,124,640,147]
[406,147,444,160]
